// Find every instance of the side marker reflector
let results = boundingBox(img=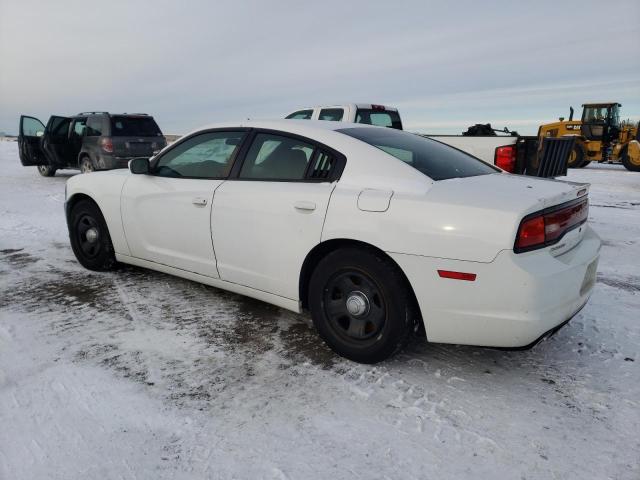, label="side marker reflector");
[437,270,477,281]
